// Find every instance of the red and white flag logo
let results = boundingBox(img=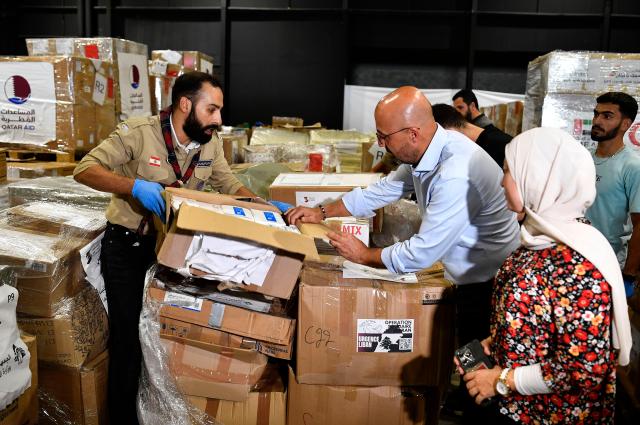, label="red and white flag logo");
[149,156,161,167]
